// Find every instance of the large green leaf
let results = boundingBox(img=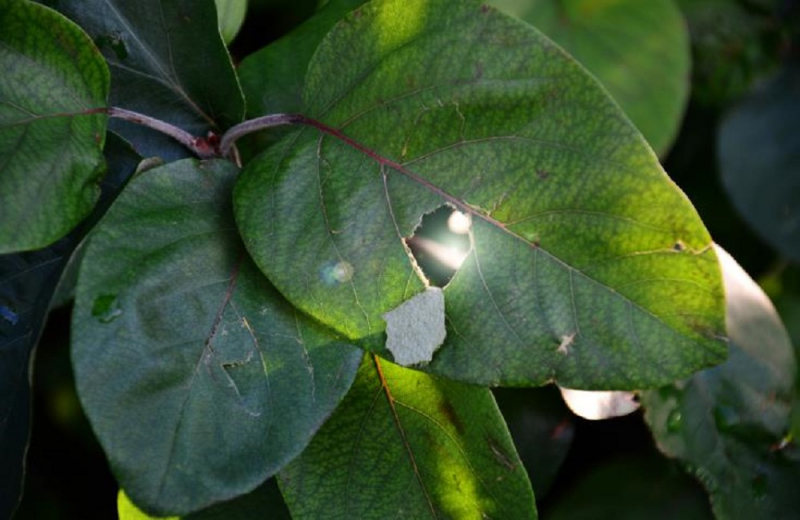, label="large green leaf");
[72,159,362,516]
[641,246,800,519]
[234,0,726,389]
[489,0,690,156]
[718,64,800,262]
[0,0,109,253]
[51,0,244,159]
[0,132,138,518]
[279,355,536,518]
